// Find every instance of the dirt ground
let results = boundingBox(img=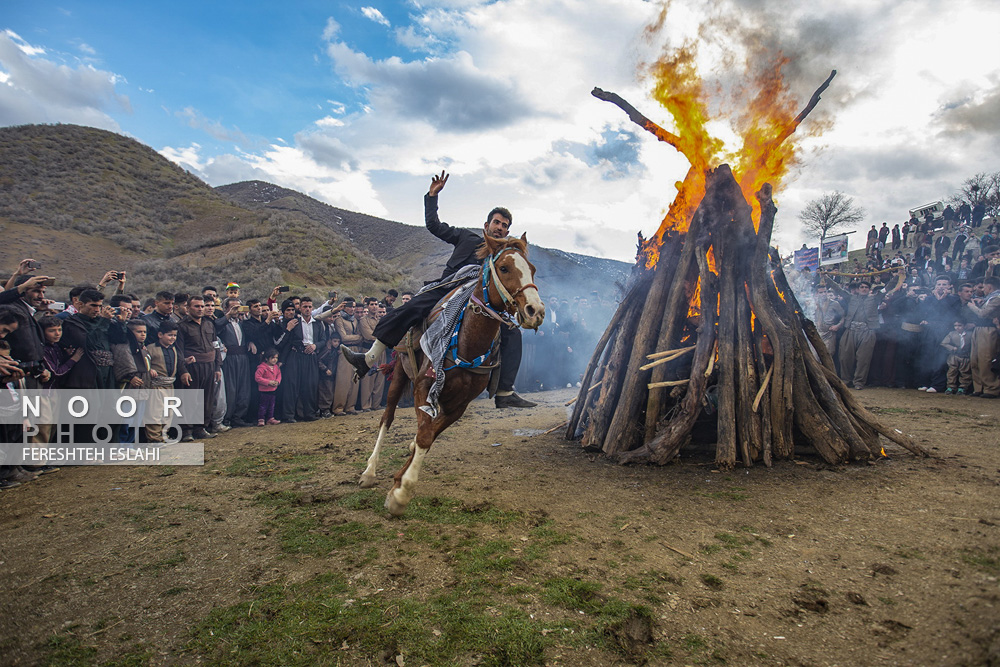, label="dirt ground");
[1,387,998,666]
